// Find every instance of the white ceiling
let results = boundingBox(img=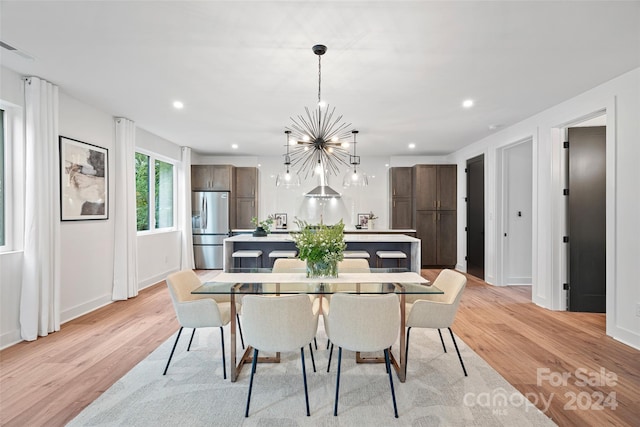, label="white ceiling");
[1,1,638,157]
